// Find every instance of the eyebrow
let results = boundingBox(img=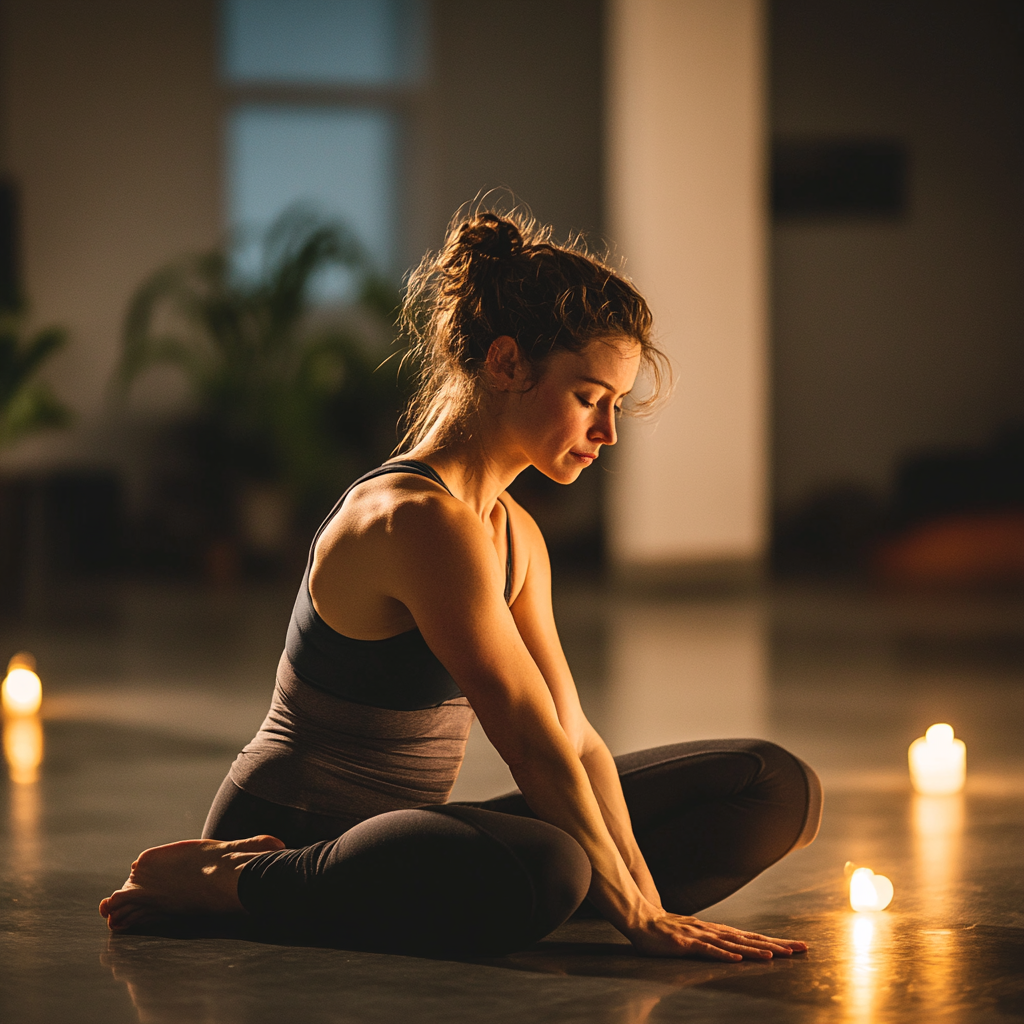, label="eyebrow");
[577,375,632,397]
